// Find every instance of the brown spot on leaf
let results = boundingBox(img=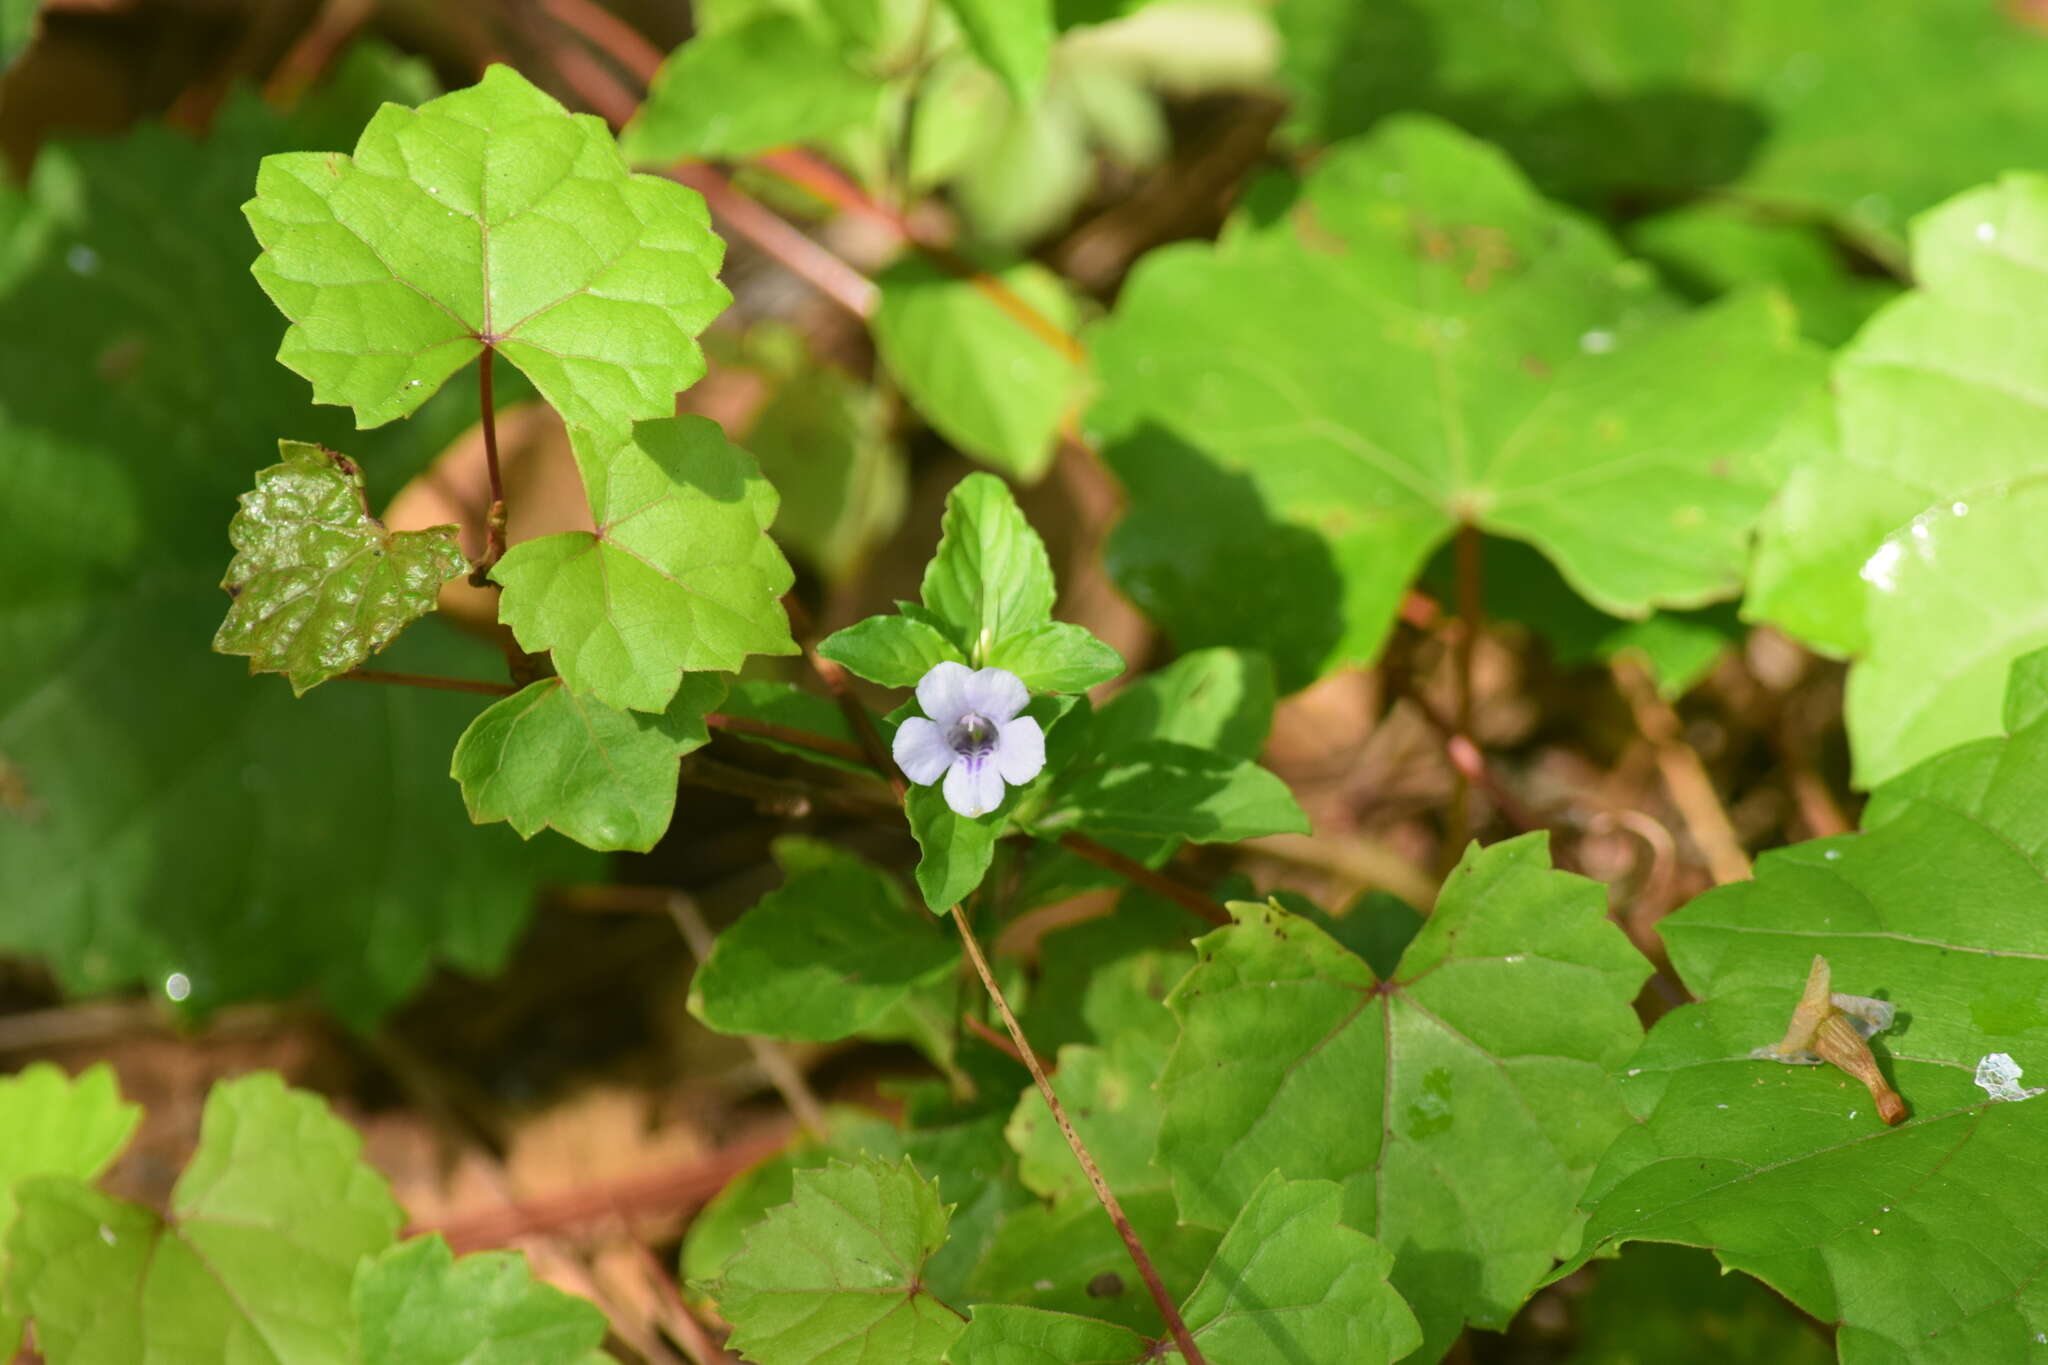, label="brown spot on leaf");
[1086,1272,1125,1298]
[1520,354,1552,379]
